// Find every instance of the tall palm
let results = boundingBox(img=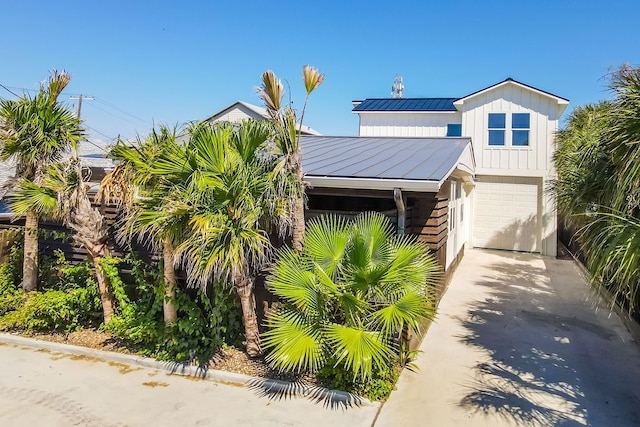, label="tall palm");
[262,213,441,380]
[0,71,83,292]
[100,126,188,324]
[257,65,324,251]
[553,65,640,312]
[175,119,281,357]
[9,159,116,323]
